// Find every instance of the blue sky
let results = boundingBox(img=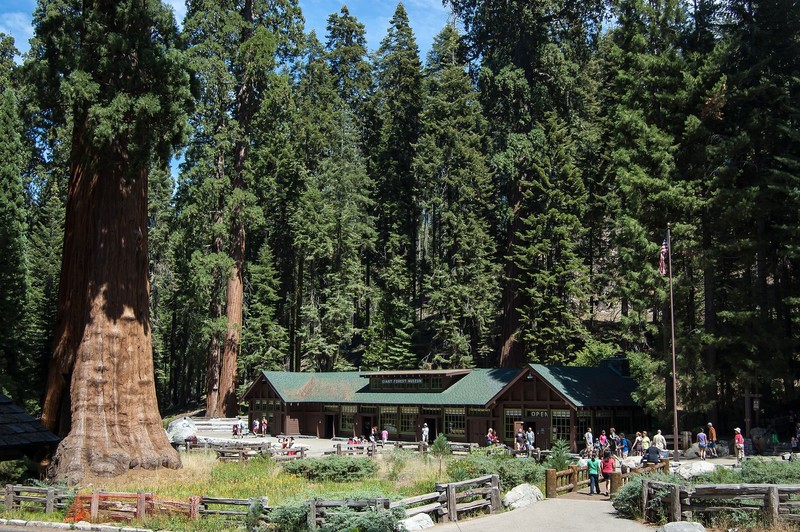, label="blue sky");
[0,0,450,61]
